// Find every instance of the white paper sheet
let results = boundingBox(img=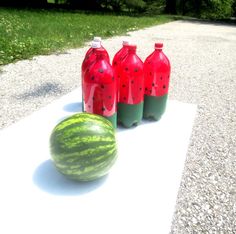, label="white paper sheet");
[0,89,197,234]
